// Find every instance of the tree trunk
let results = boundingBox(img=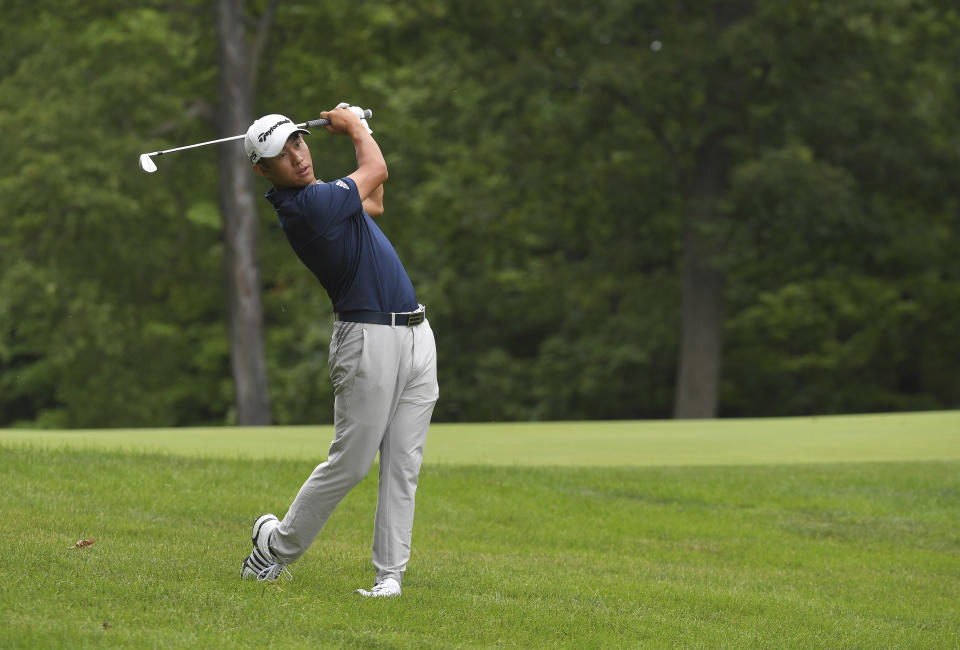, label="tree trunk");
[215,0,271,425]
[672,1,753,419]
[673,136,727,419]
